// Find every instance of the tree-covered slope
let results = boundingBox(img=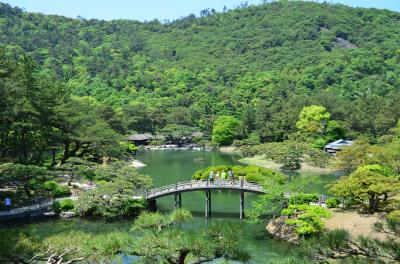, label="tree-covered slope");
[0,1,399,140]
